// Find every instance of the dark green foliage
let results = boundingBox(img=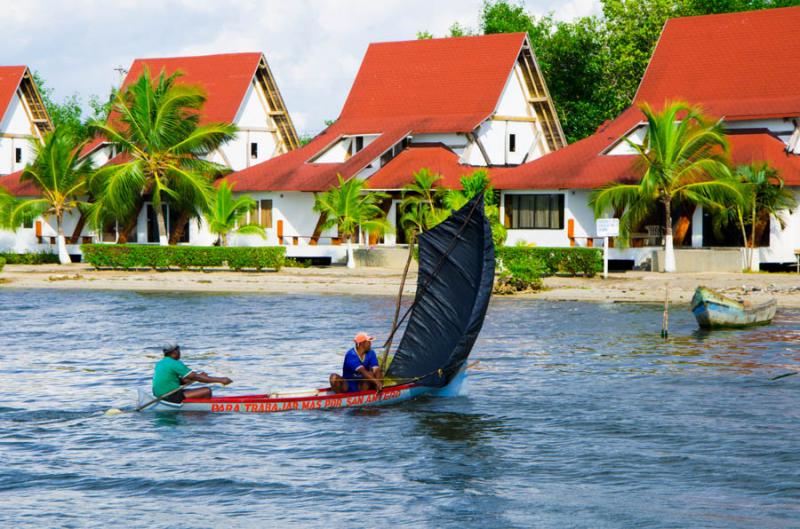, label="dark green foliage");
[0,251,60,264]
[0,257,5,272]
[497,246,602,277]
[81,244,285,271]
[494,251,547,293]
